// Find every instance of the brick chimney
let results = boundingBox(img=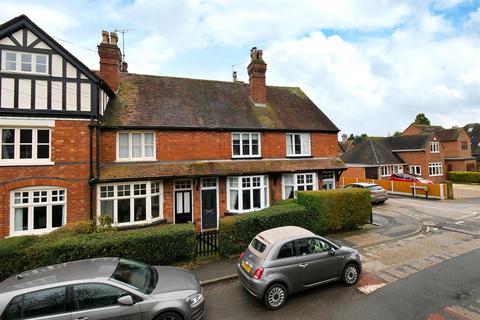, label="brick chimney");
[247,47,267,105]
[98,31,122,92]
